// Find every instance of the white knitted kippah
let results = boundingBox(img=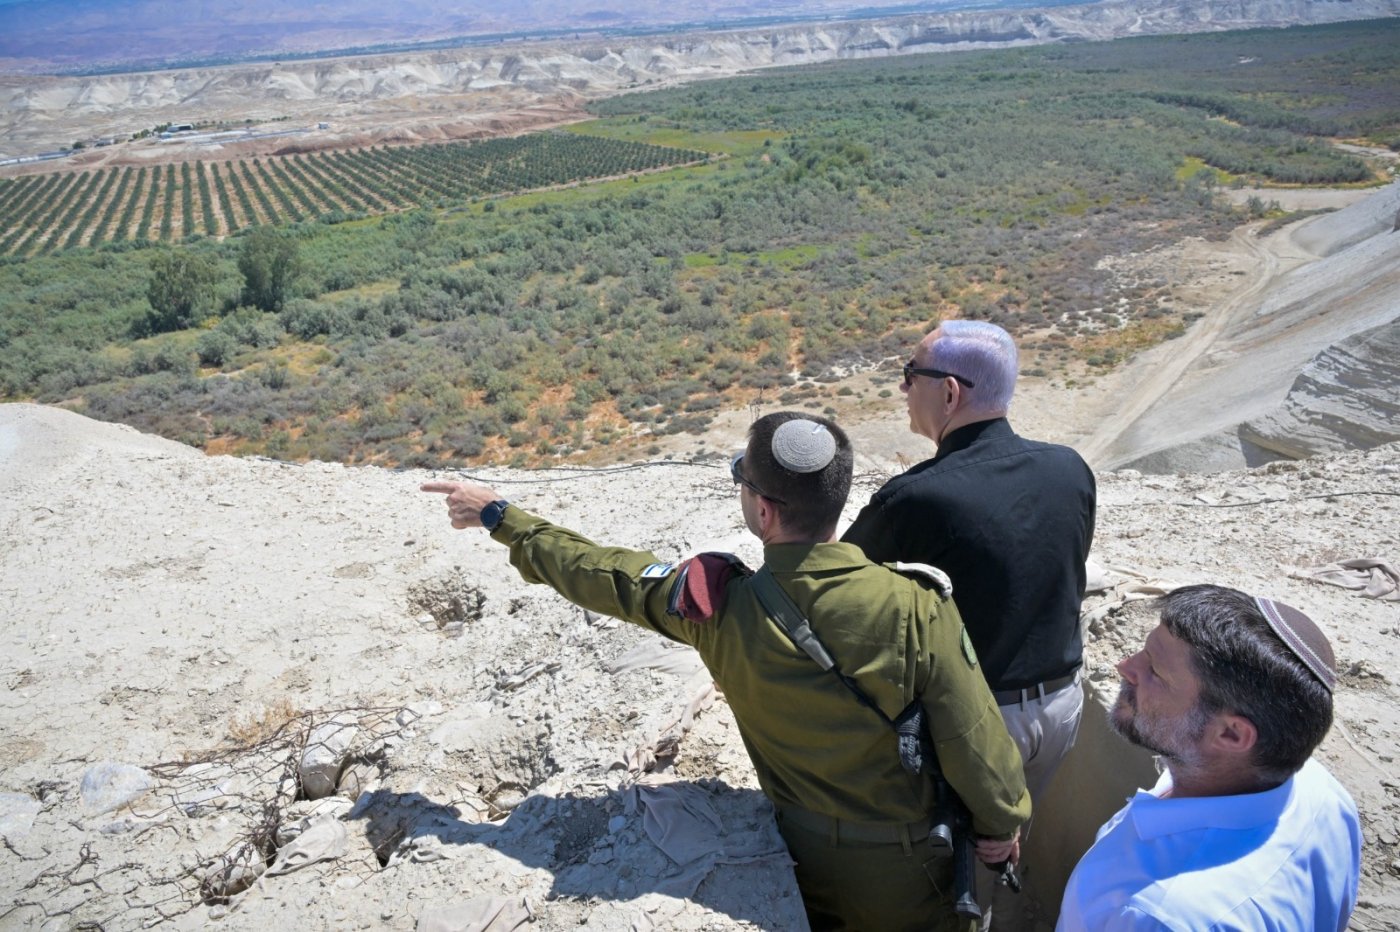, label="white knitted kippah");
[771,419,836,474]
